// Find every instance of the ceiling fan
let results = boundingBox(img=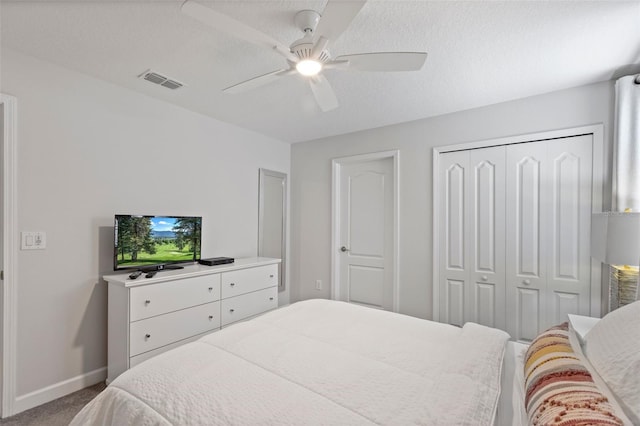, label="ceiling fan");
[181,0,427,112]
